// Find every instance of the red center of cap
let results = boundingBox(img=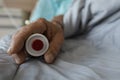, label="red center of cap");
[32,39,44,51]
